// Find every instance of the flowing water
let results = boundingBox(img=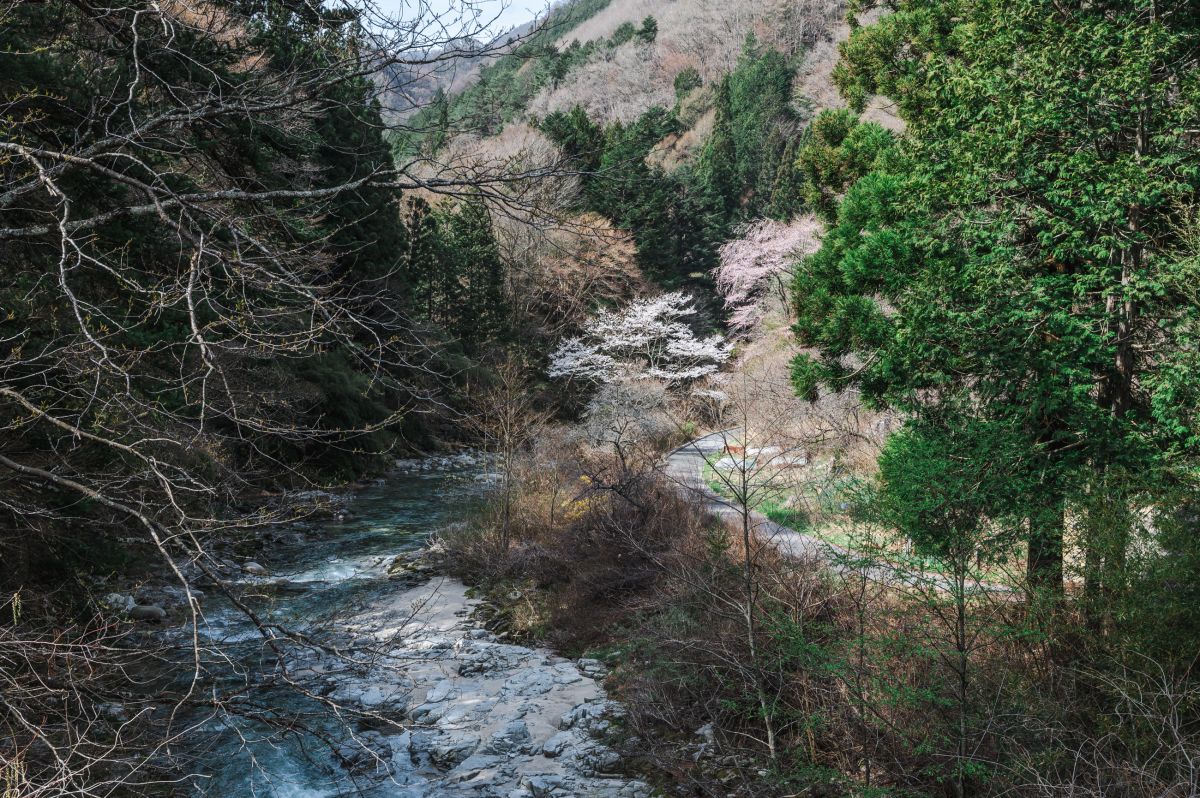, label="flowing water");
[180,468,490,797]
[171,466,649,798]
